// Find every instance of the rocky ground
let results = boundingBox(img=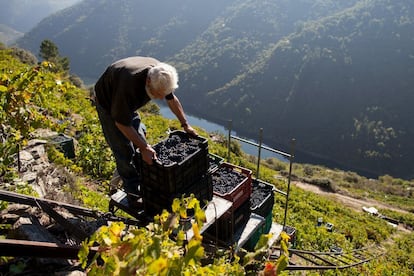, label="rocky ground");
[0,130,93,275]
